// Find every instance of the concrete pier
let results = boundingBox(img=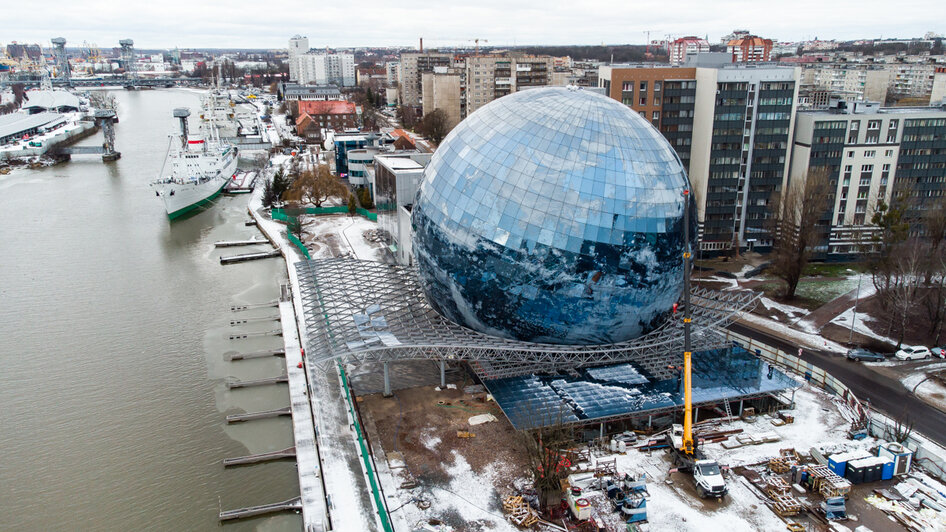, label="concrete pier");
[230,301,277,312]
[223,446,296,466]
[229,316,280,326]
[219,250,280,264]
[227,330,282,340]
[214,239,269,247]
[227,349,285,361]
[226,407,291,423]
[219,497,302,521]
[226,375,288,389]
